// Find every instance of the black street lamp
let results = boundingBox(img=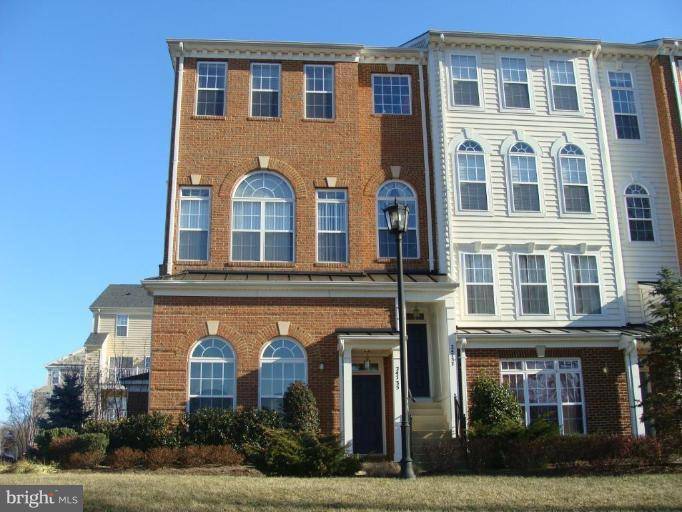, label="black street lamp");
[383,199,416,480]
